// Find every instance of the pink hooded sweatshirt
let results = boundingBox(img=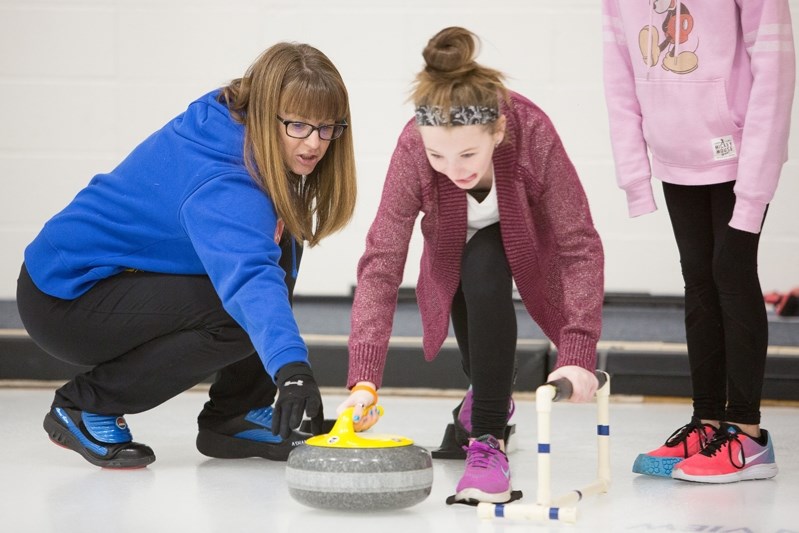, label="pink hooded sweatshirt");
[602,0,795,233]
